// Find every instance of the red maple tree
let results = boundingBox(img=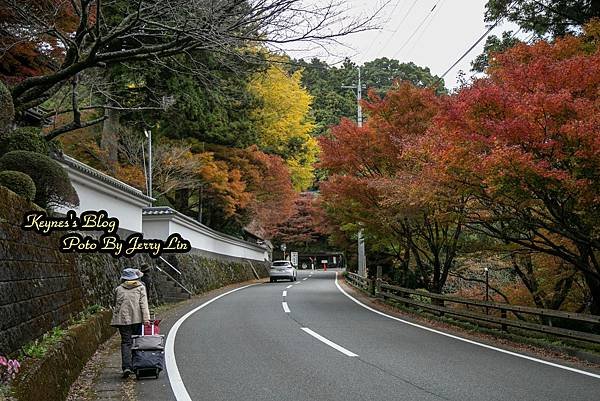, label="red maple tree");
[435,30,600,312]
